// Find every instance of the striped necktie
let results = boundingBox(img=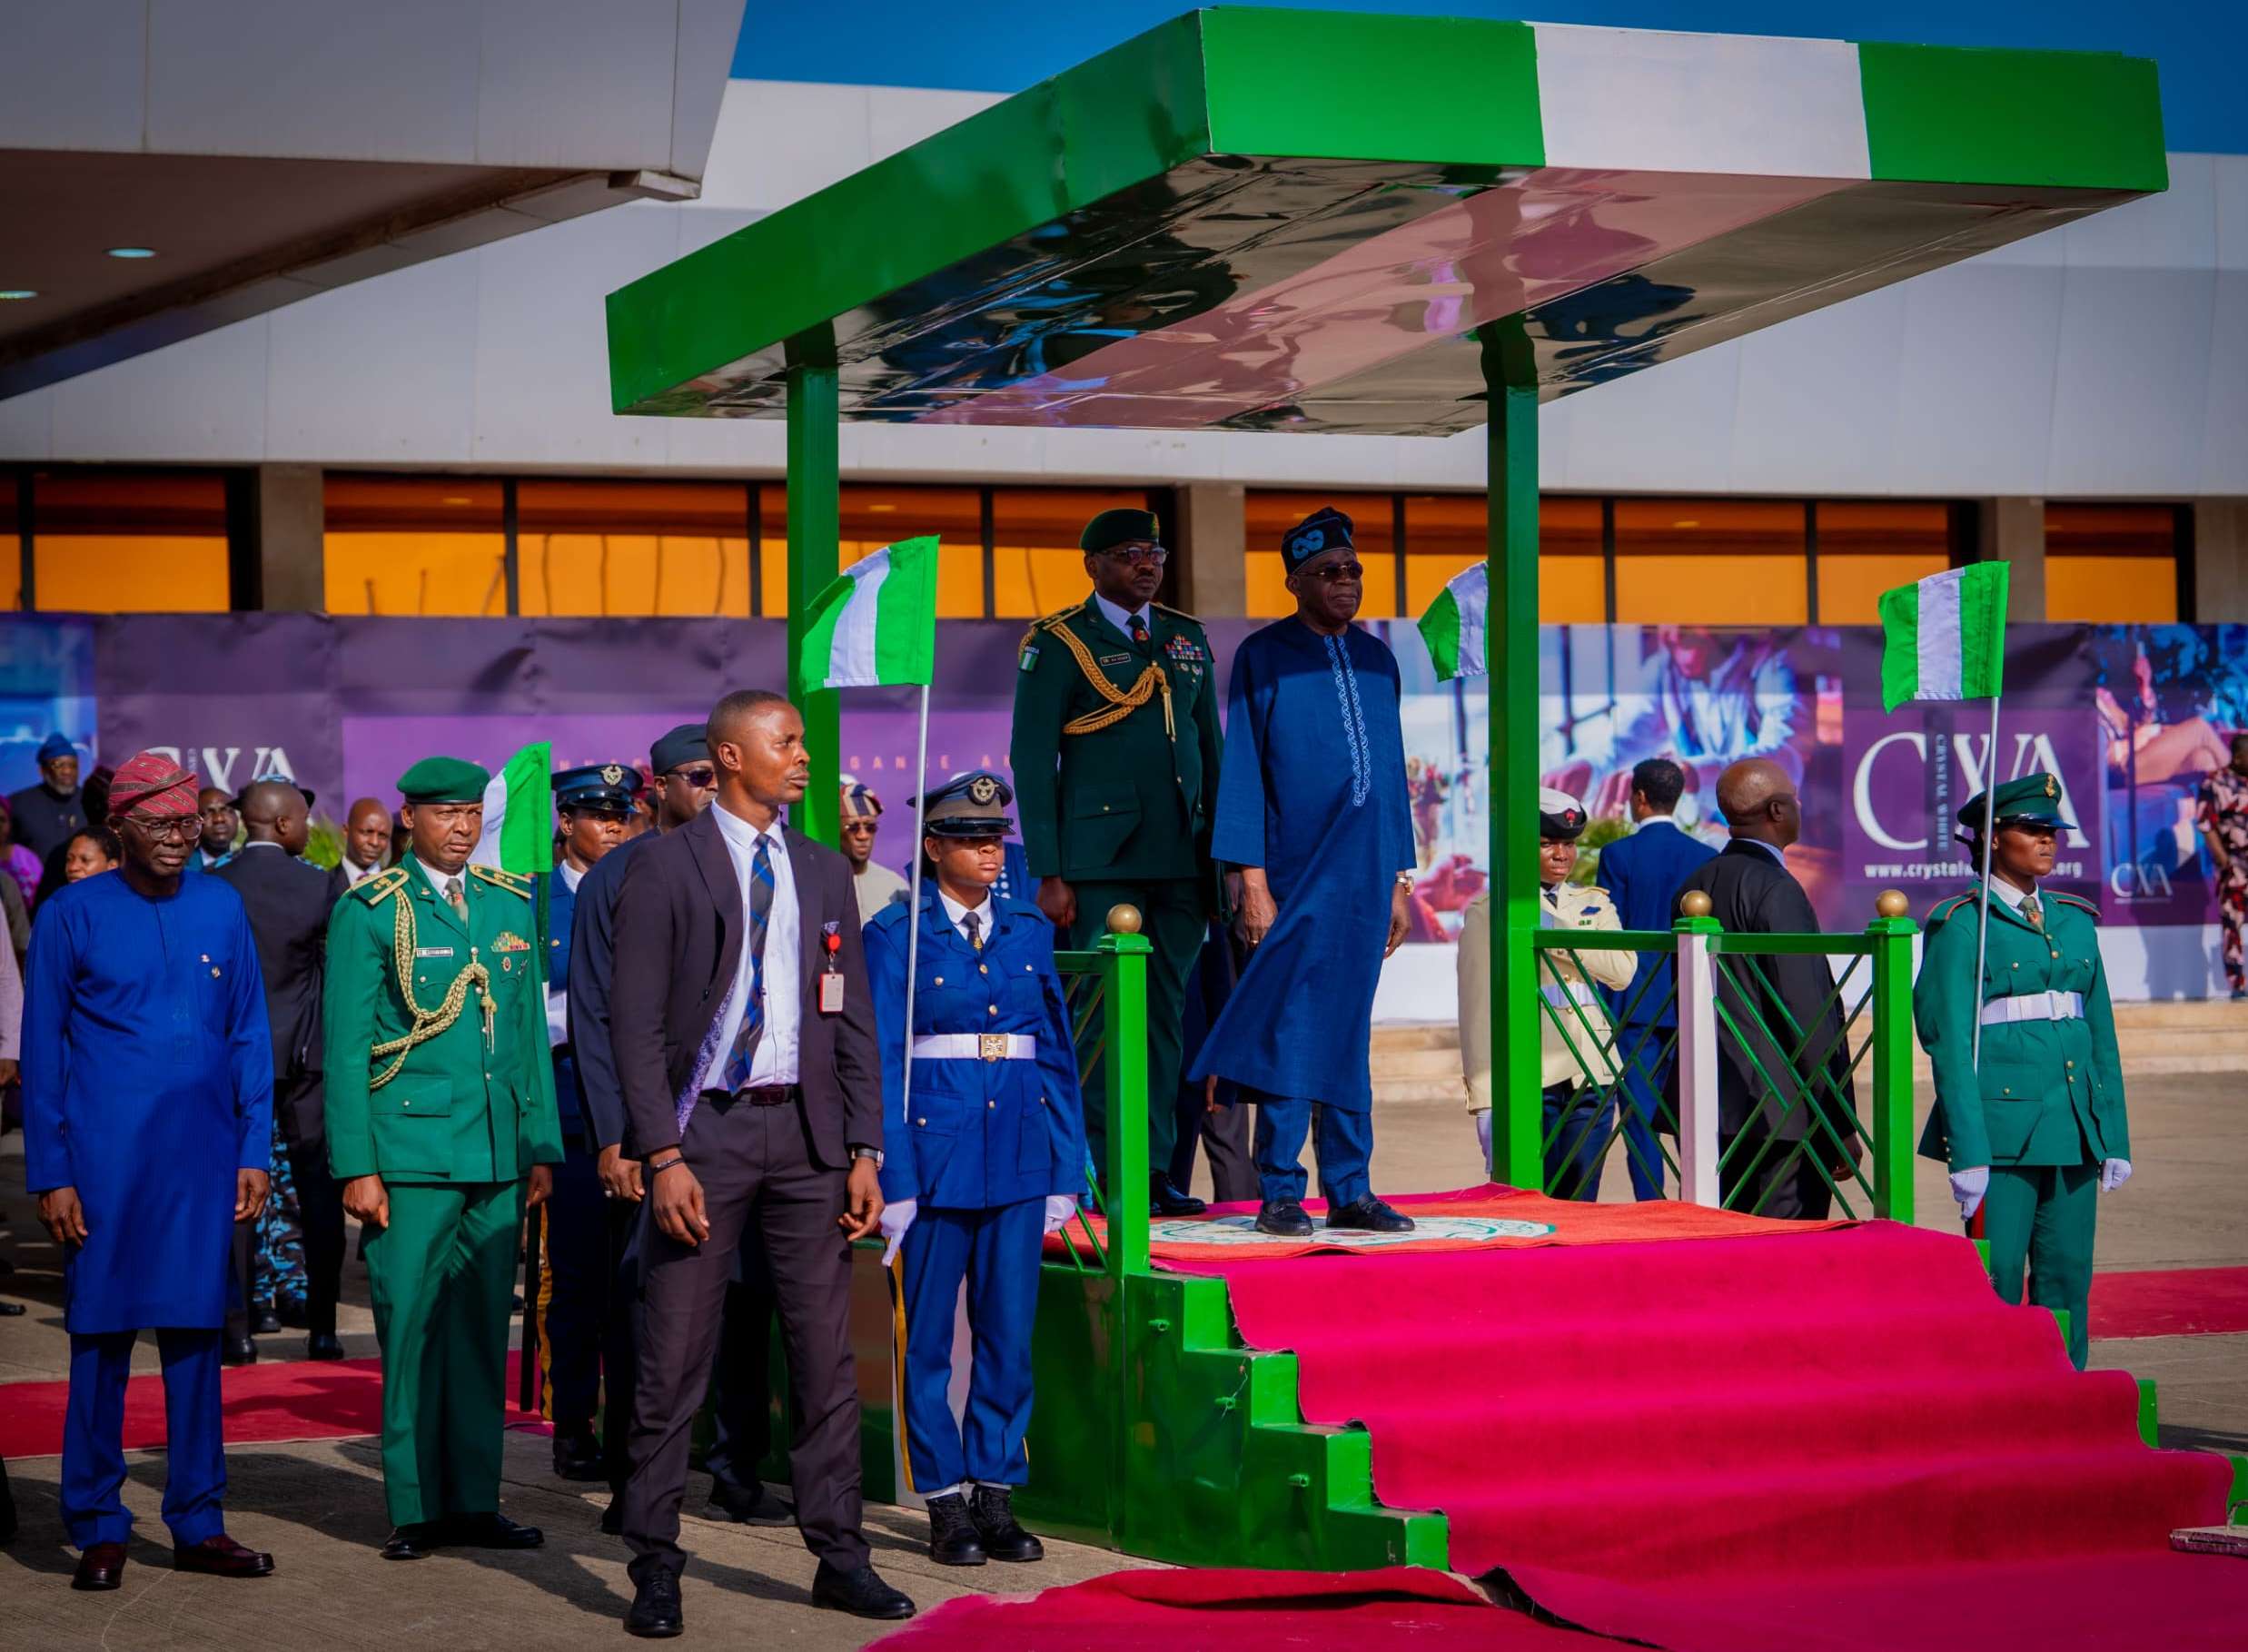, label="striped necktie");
[722,835,777,1091]
[443,876,468,922]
